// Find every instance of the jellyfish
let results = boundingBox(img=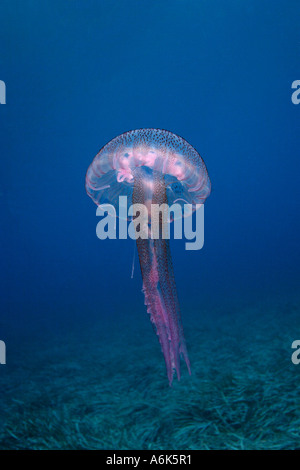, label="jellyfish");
[86,129,211,385]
